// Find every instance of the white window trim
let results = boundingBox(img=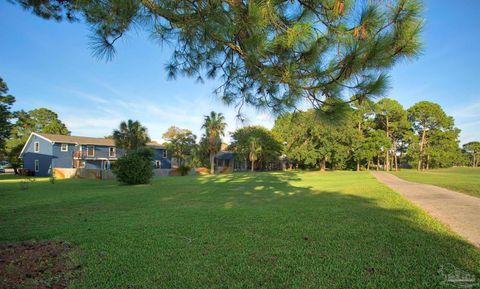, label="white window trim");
[162,150,167,158]
[109,147,116,158]
[34,141,40,153]
[87,145,95,157]
[19,132,54,158]
[61,143,68,152]
[34,160,40,172]
[155,160,161,168]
